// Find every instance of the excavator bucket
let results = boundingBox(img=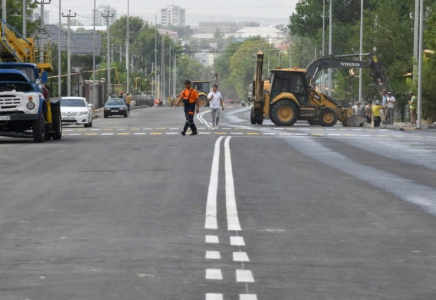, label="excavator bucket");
[343,115,366,127]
